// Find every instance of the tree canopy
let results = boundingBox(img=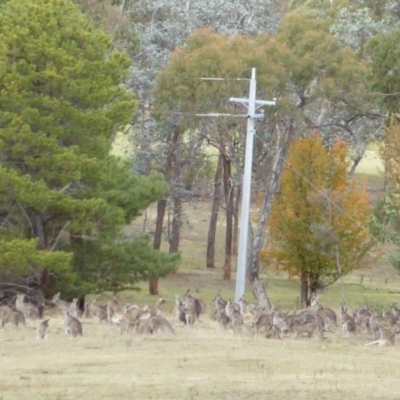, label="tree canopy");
[0,0,178,298]
[261,136,376,306]
[371,116,400,272]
